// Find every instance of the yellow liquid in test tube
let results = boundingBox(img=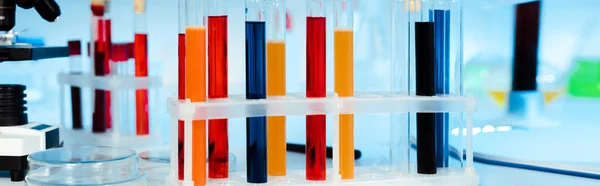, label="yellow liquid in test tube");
[334,28,354,179]
[185,26,207,185]
[266,41,286,176]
